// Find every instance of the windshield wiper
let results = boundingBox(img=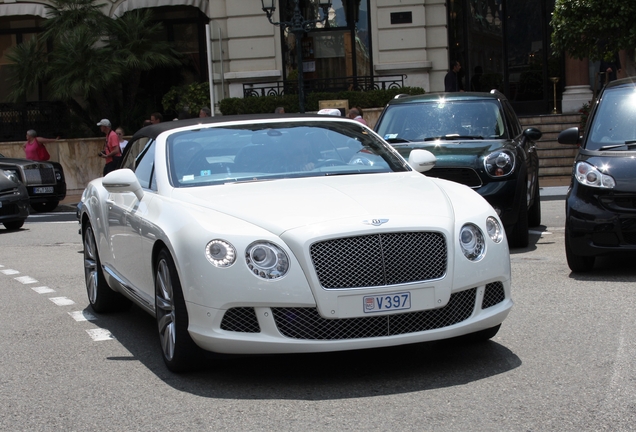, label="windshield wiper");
[423,135,484,141]
[597,141,636,151]
[385,137,411,143]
